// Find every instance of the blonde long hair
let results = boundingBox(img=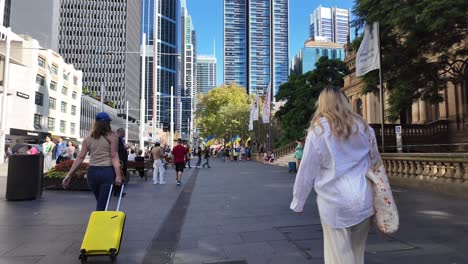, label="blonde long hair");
[310,86,368,139]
